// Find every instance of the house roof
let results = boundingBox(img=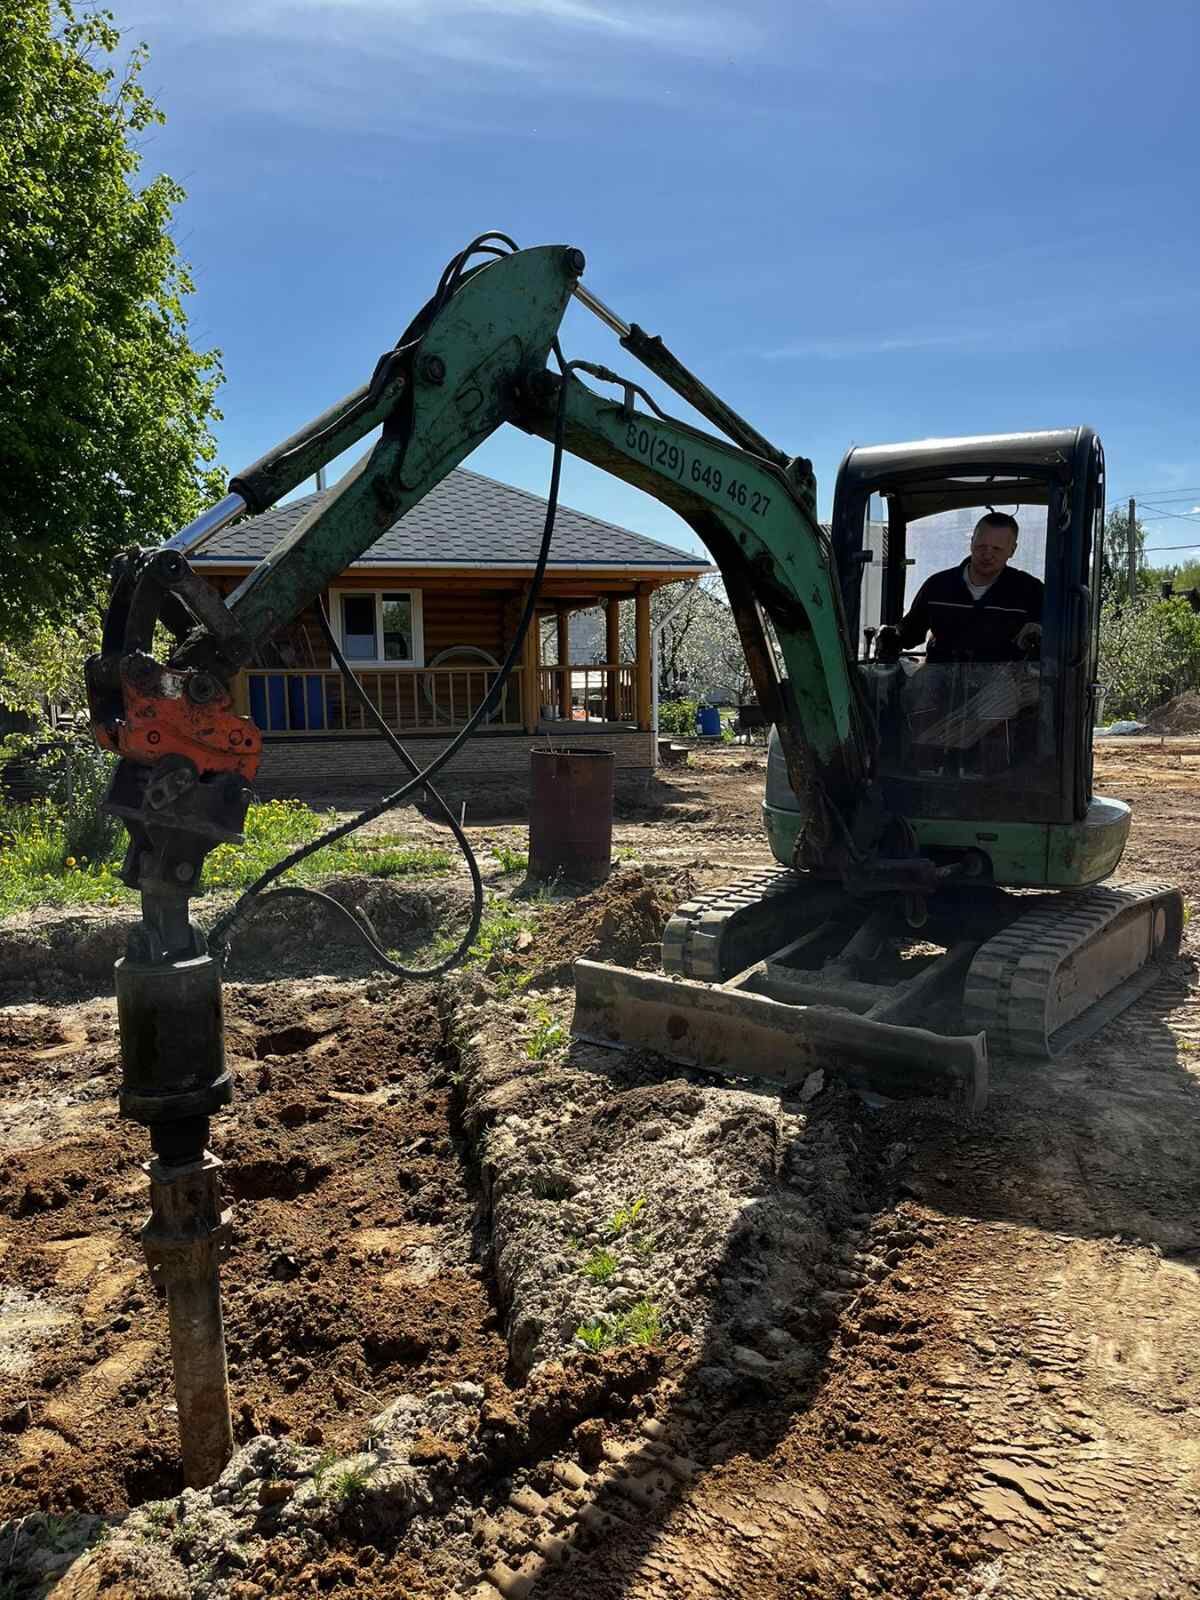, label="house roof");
[195,467,710,574]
